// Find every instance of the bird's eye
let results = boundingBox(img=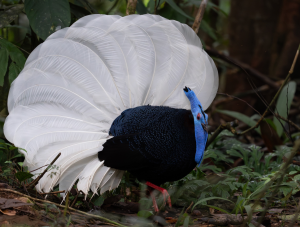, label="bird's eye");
[197,113,201,120]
